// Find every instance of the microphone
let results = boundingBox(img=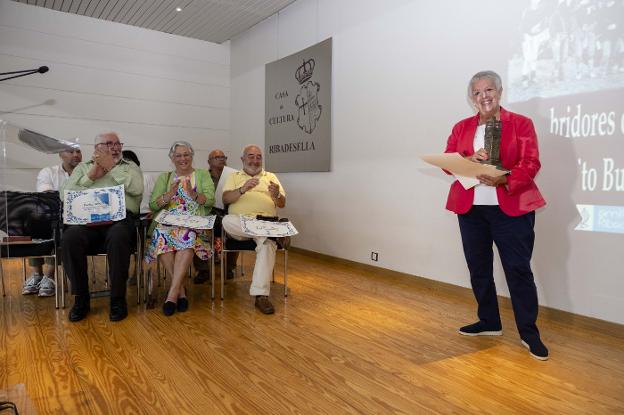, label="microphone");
[0,65,50,82]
